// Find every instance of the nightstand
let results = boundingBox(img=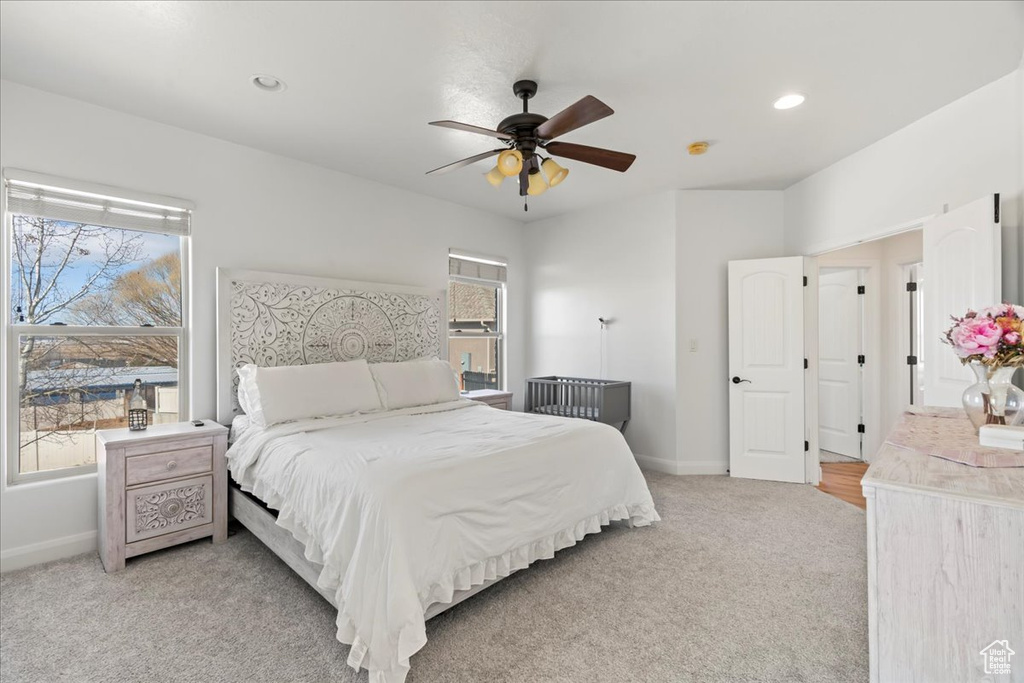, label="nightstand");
[96,421,228,572]
[464,389,513,410]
